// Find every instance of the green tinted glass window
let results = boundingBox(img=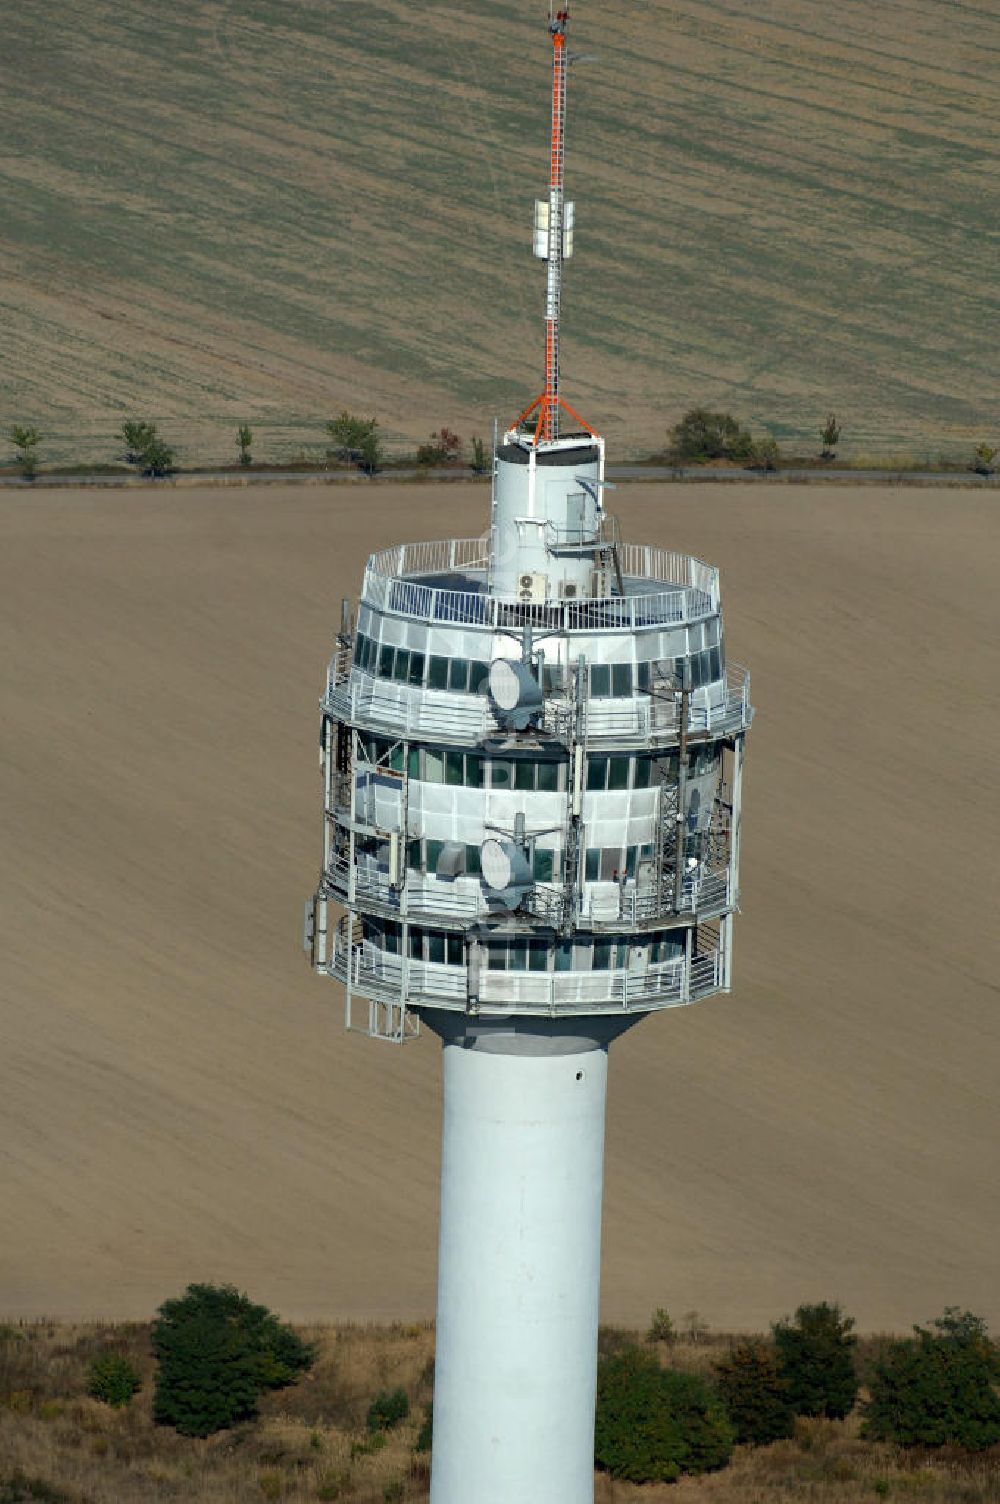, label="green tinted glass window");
[508,941,528,972]
[379,644,394,678]
[585,848,600,881]
[424,749,444,783]
[447,935,463,966]
[490,761,512,789]
[554,940,574,971]
[528,940,548,972]
[426,839,444,873]
[408,651,425,685]
[428,656,449,690]
[407,838,421,870]
[591,664,611,697]
[485,943,505,970]
[393,649,410,682]
[637,660,651,693]
[533,848,554,882]
[633,756,651,789]
[445,751,464,786]
[448,658,470,692]
[389,743,404,773]
[427,933,446,965]
[592,941,612,971]
[612,663,633,697]
[471,661,489,695]
[465,843,482,876]
[465,754,484,789]
[514,761,535,792]
[586,757,607,791]
[608,756,630,791]
[408,929,423,959]
[536,761,559,793]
